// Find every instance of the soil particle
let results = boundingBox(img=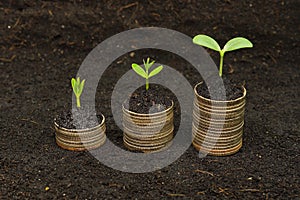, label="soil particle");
[125,84,173,114]
[55,107,103,129]
[196,77,244,100]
